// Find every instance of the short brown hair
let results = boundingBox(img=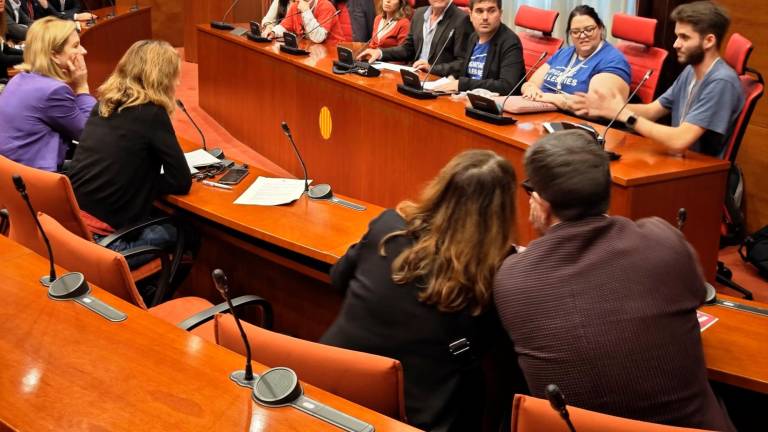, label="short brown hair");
[670,1,730,48]
[525,130,610,221]
[470,0,502,11]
